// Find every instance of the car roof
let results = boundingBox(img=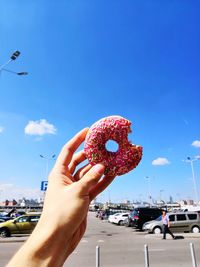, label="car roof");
[26,214,42,215]
[14,214,41,219]
[134,207,162,210]
[168,211,198,215]
[114,212,129,215]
